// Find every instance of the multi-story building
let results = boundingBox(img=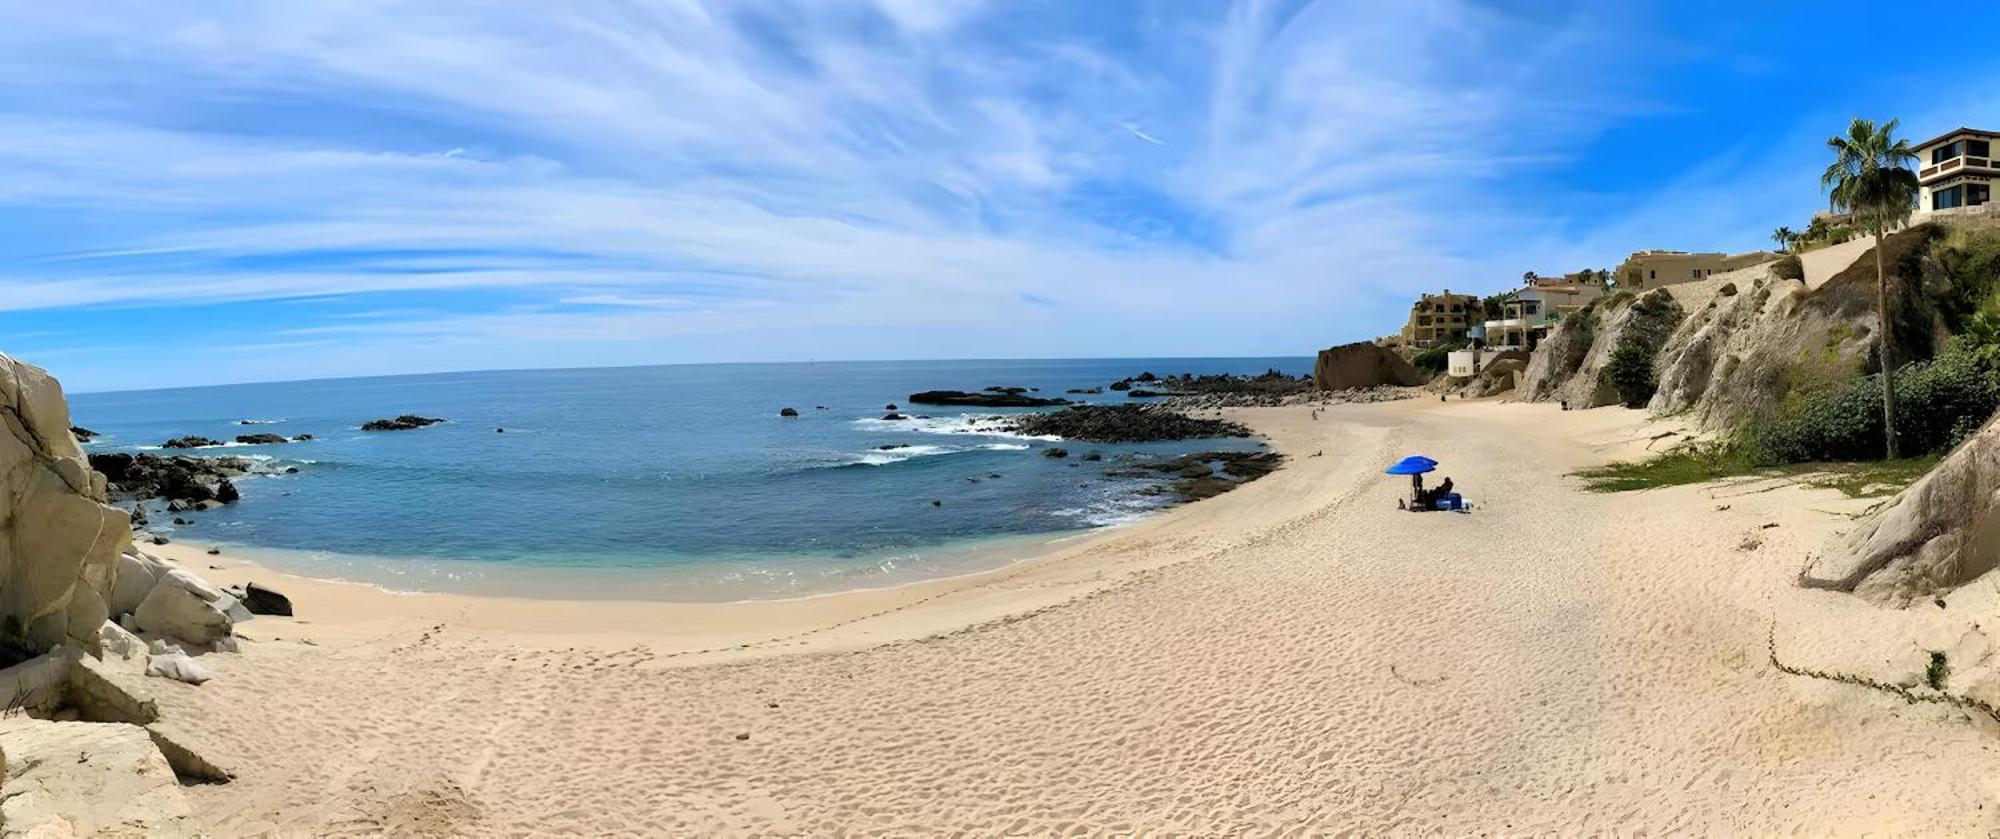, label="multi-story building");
[1399,290,1478,349]
[1482,279,1605,352]
[1616,250,1769,290]
[1915,127,1999,219]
